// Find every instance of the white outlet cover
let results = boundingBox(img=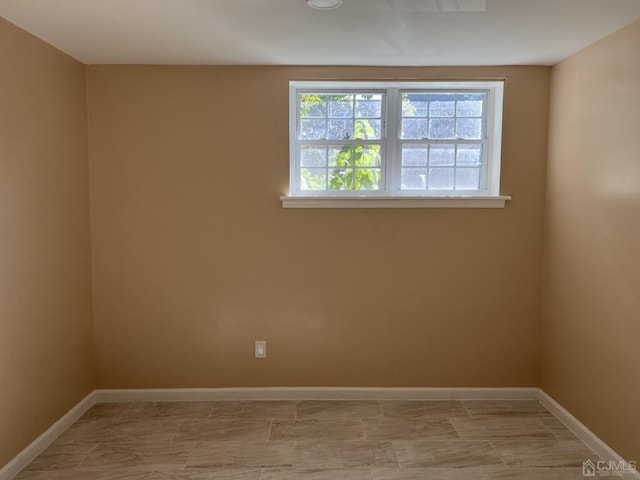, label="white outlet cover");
[255,341,266,359]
